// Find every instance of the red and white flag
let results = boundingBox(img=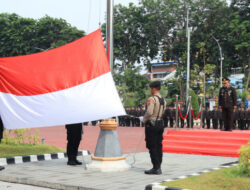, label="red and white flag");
[0,29,125,129]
